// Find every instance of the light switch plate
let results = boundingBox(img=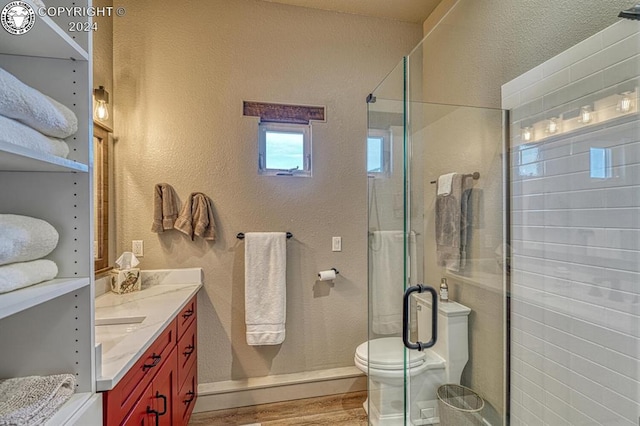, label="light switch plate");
[332,236,342,252]
[132,240,144,257]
